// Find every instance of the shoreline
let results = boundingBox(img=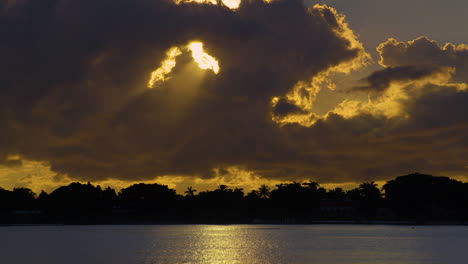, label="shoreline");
[1,221,467,226]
